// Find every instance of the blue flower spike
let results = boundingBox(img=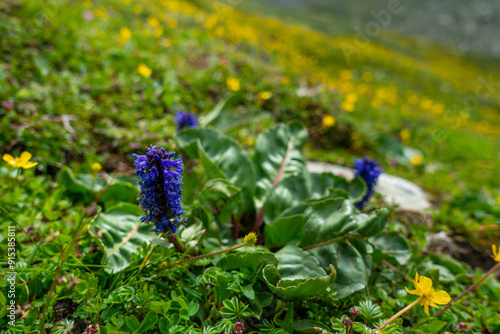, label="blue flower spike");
[175,111,199,131]
[353,157,382,209]
[133,146,186,234]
